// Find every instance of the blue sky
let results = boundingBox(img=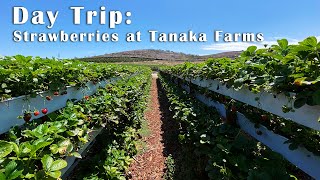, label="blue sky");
[0,0,319,58]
